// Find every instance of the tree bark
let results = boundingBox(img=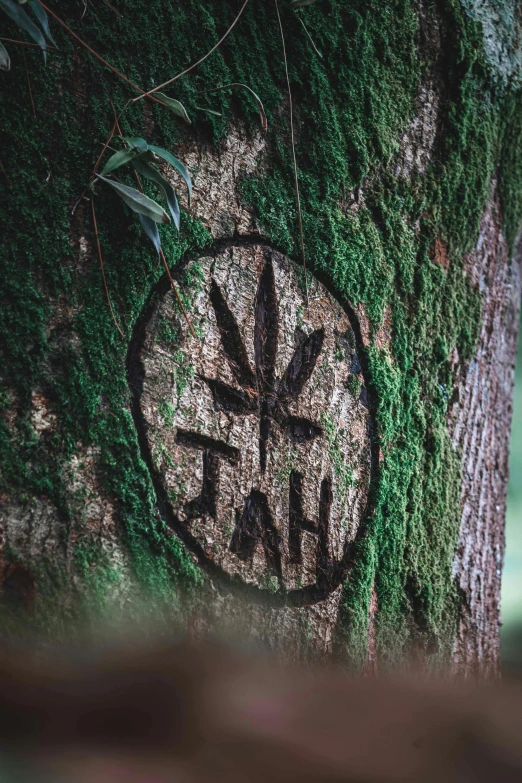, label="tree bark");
[0,0,521,675]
